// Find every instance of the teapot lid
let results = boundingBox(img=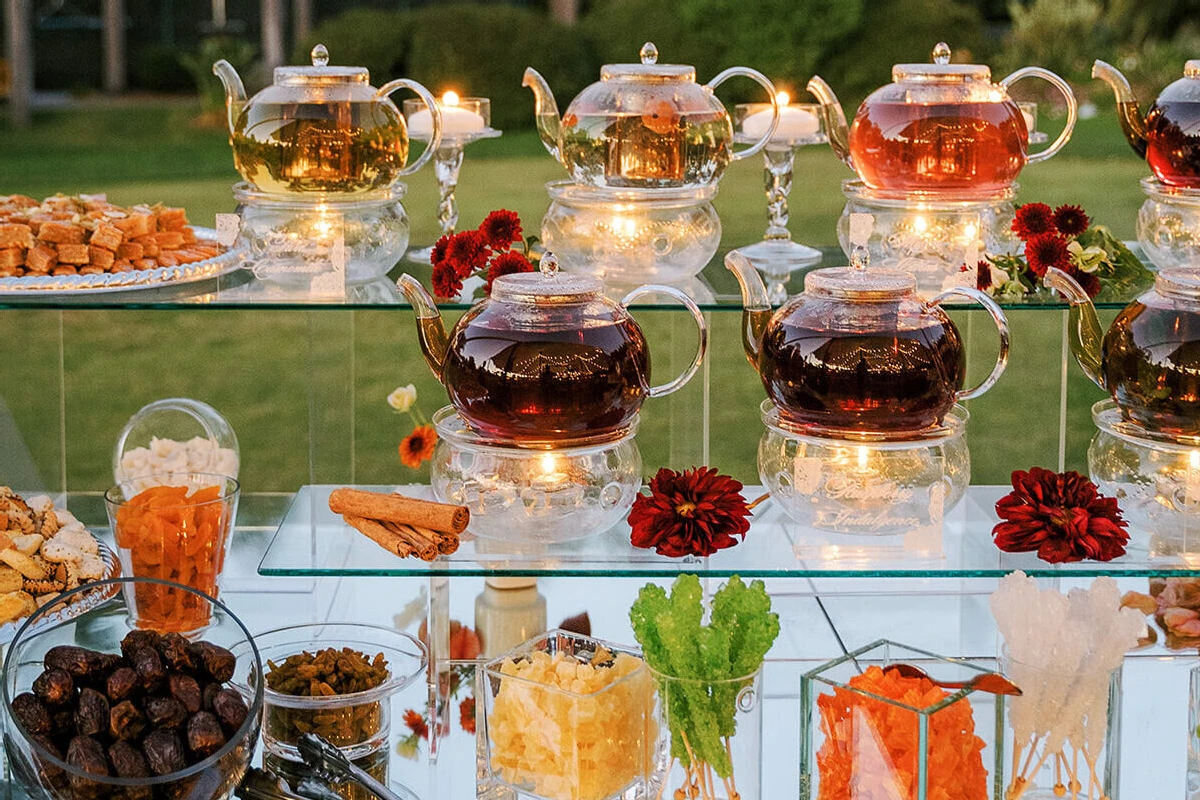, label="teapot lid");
[893,42,991,83]
[804,247,916,300]
[600,42,696,82]
[490,253,604,304]
[273,44,369,86]
[1156,267,1200,299]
